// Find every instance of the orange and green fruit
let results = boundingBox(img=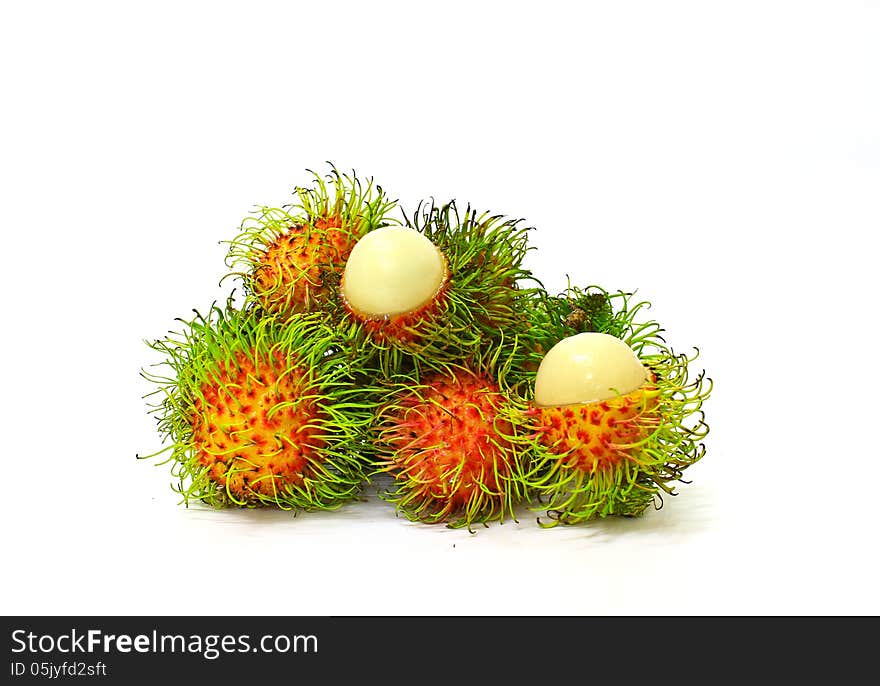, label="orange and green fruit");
[141,306,376,510]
